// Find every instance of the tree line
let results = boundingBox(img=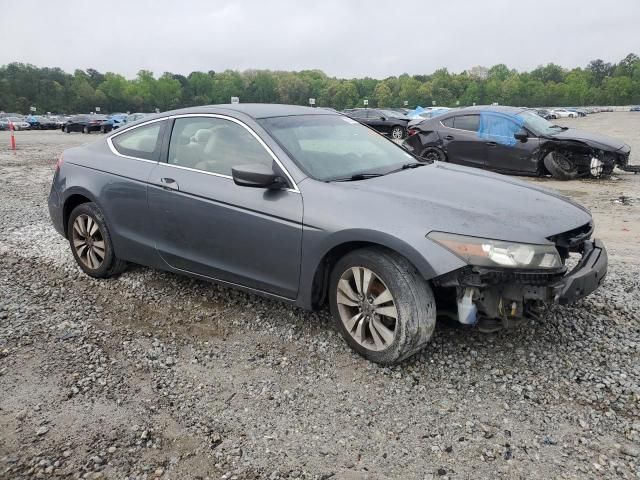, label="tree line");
[1,54,639,114]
